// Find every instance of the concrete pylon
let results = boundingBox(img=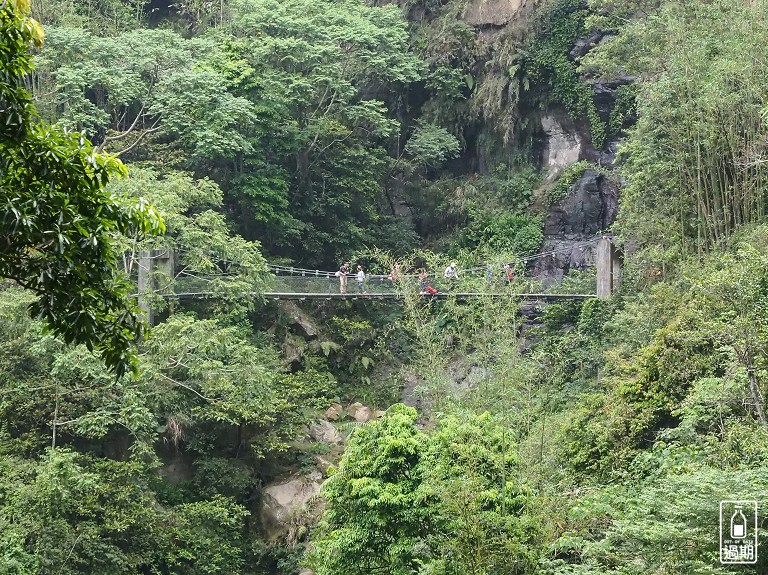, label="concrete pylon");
[611,246,622,295]
[137,249,174,325]
[596,237,620,298]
